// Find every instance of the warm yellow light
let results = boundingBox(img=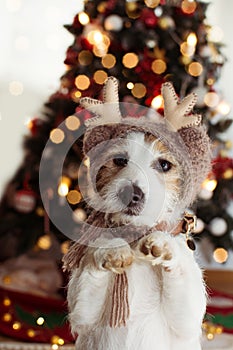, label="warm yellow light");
[181,0,197,14]
[51,335,60,345]
[207,78,215,86]
[151,59,167,74]
[57,338,65,346]
[180,55,192,65]
[206,332,214,340]
[93,70,108,84]
[204,92,220,108]
[216,100,231,115]
[215,326,223,335]
[78,50,93,66]
[65,115,80,131]
[25,117,33,130]
[27,329,36,338]
[187,33,197,47]
[50,128,65,144]
[71,90,82,102]
[213,248,228,264]
[60,176,71,186]
[75,75,90,90]
[58,183,69,197]
[73,208,87,223]
[83,157,90,168]
[180,42,195,57]
[52,345,58,350]
[127,82,134,90]
[51,335,64,346]
[188,62,203,77]
[61,241,70,254]
[87,31,111,57]
[37,235,52,250]
[78,12,90,25]
[158,16,175,30]
[202,179,217,192]
[101,54,116,69]
[97,2,107,13]
[37,317,45,326]
[87,30,104,45]
[223,169,233,179]
[67,190,82,205]
[93,43,108,57]
[3,276,11,285]
[122,53,139,69]
[131,83,147,99]
[144,0,160,8]
[151,95,164,109]
[12,322,21,330]
[3,298,11,307]
[225,140,233,150]
[125,1,140,19]
[3,313,12,322]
